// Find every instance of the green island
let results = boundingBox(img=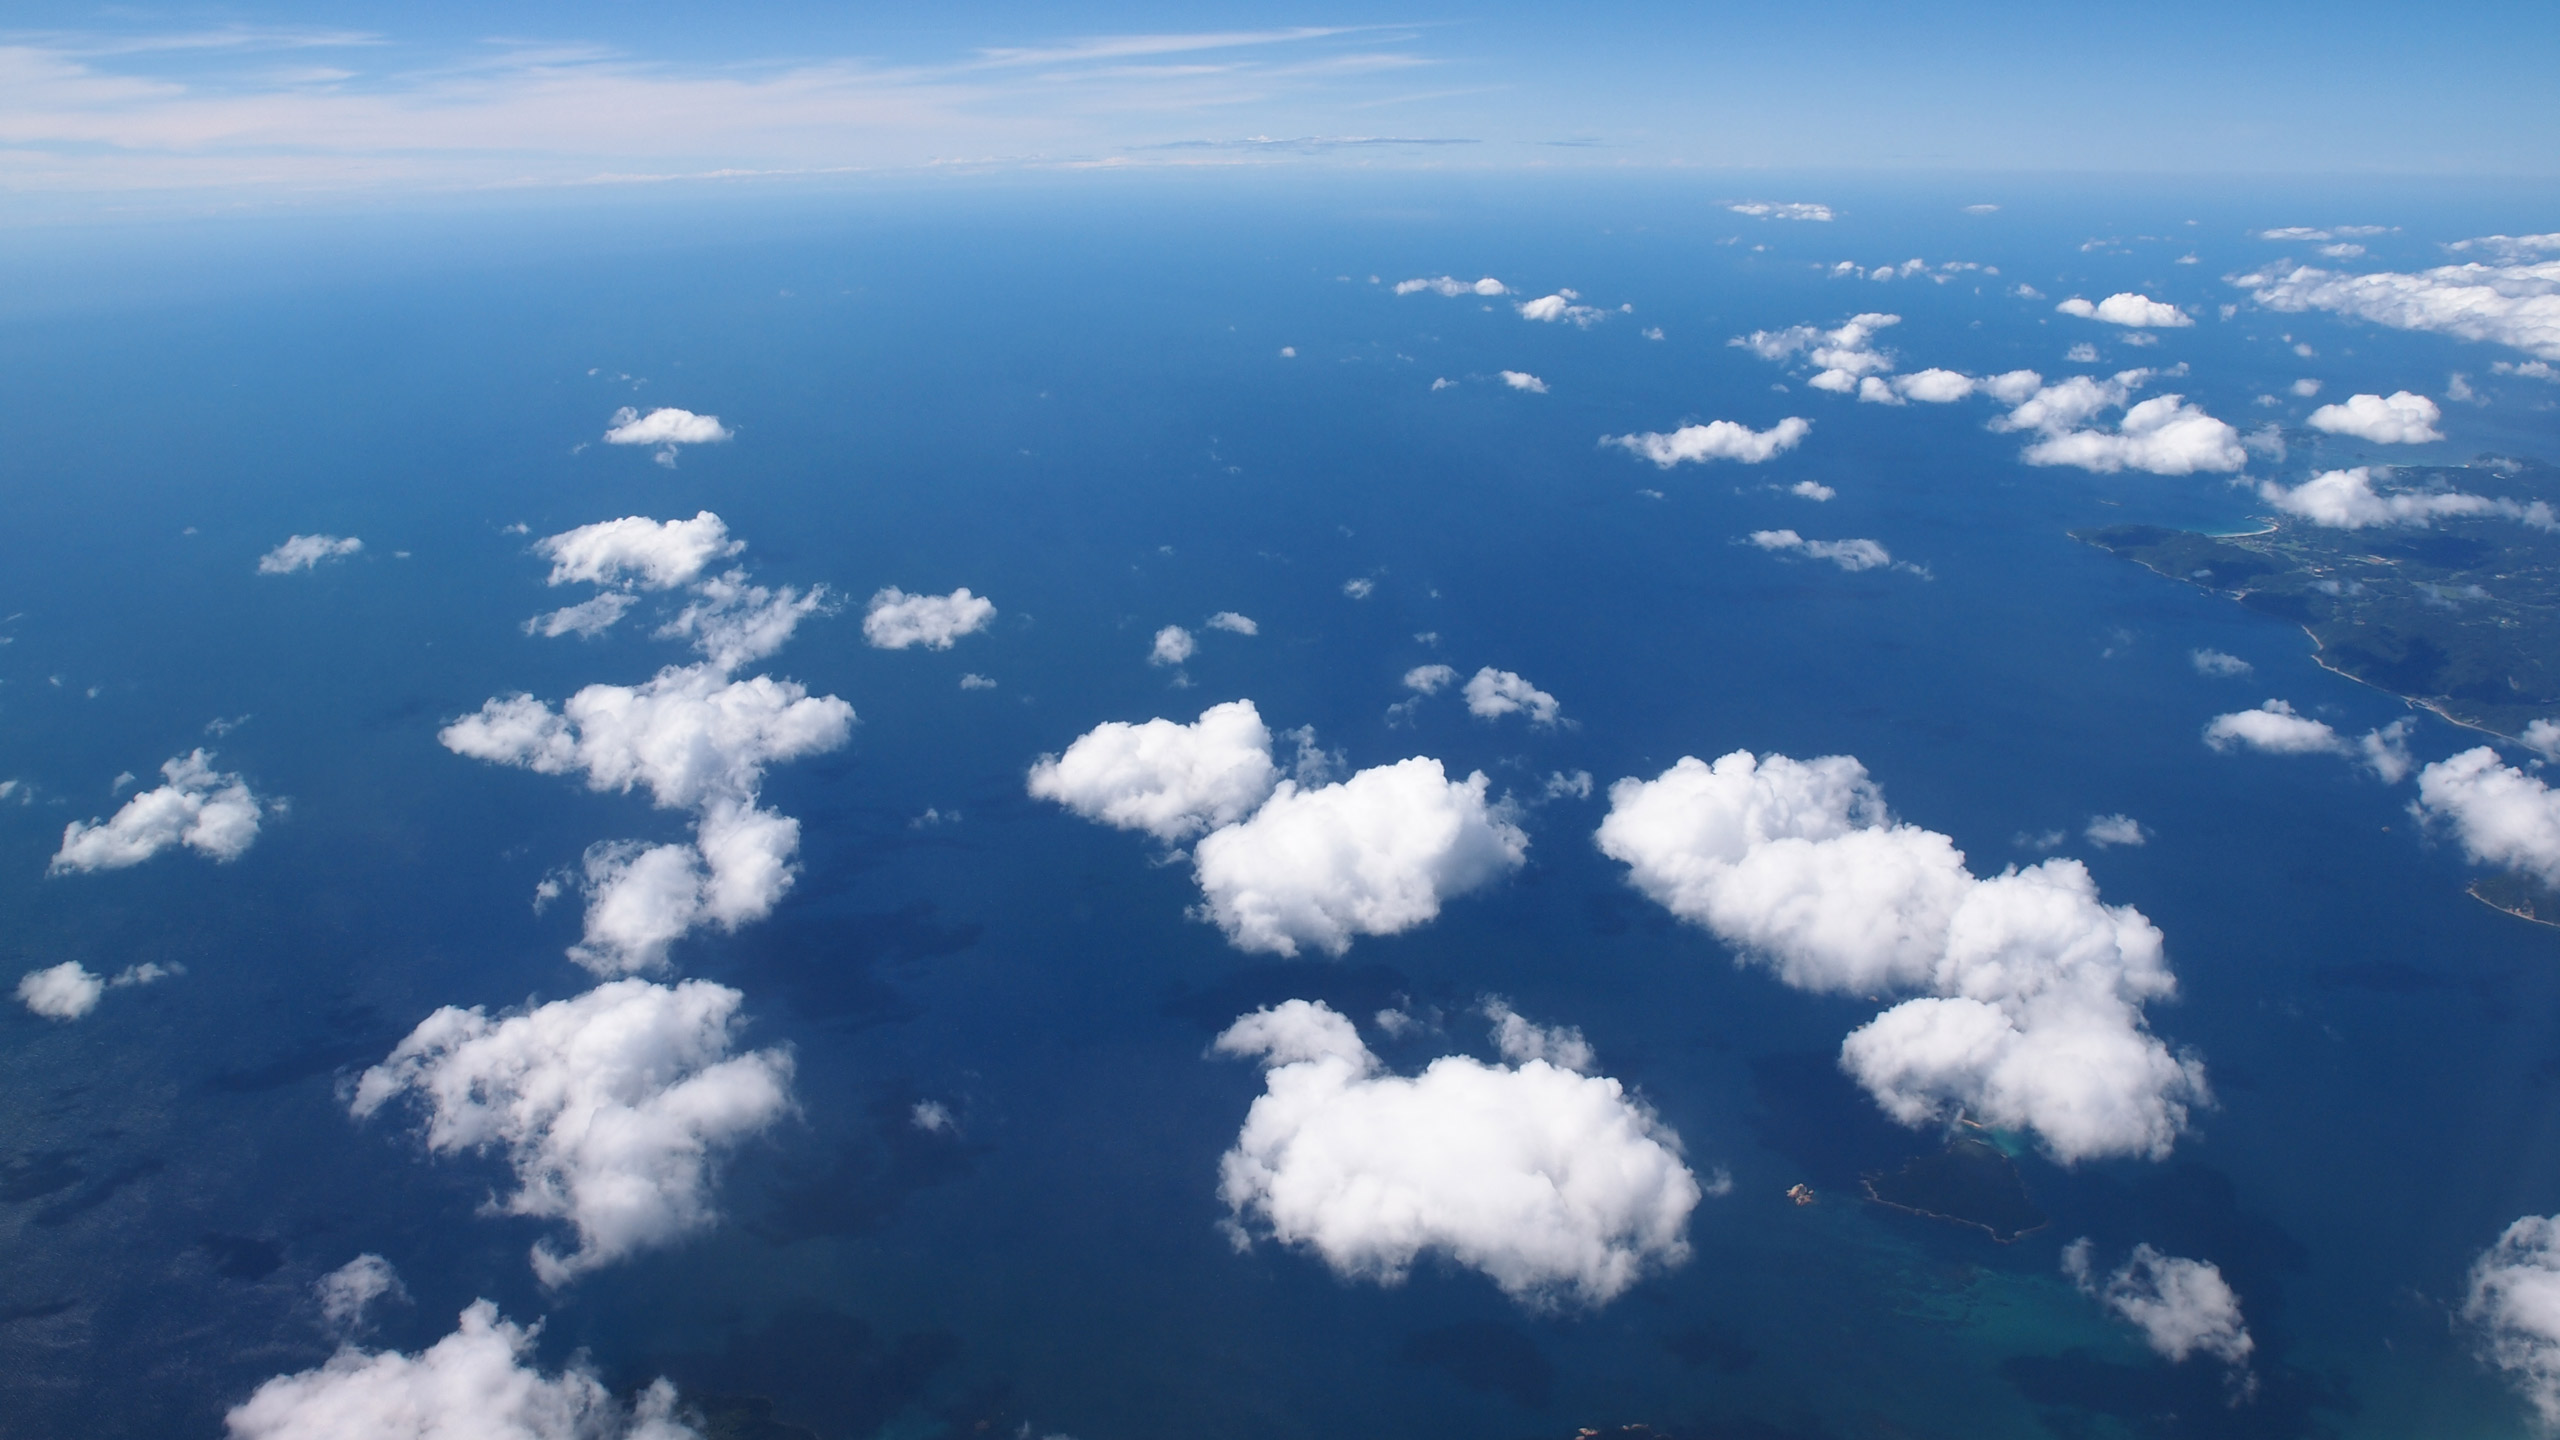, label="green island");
[2074,458,2560,741]
[1861,1136,2048,1243]
[2076,457,2560,929]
